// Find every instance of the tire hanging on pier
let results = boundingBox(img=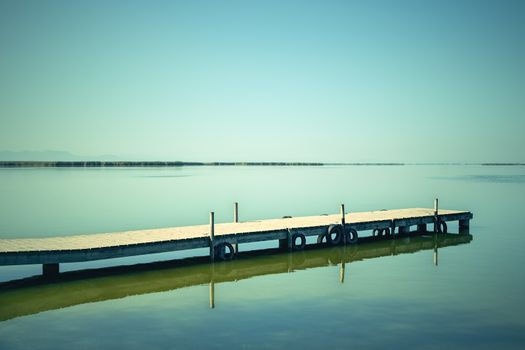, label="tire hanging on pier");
[292,233,306,250]
[326,224,343,245]
[215,242,235,260]
[345,228,358,244]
